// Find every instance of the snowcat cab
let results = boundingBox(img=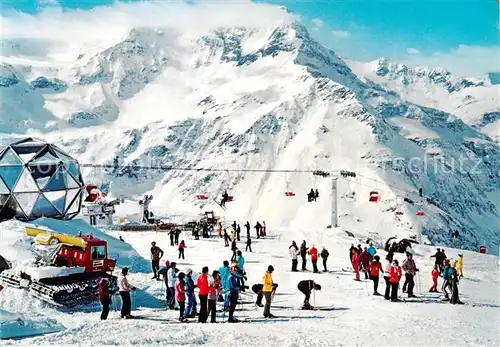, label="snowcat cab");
[202,211,218,225]
[0,227,117,307]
